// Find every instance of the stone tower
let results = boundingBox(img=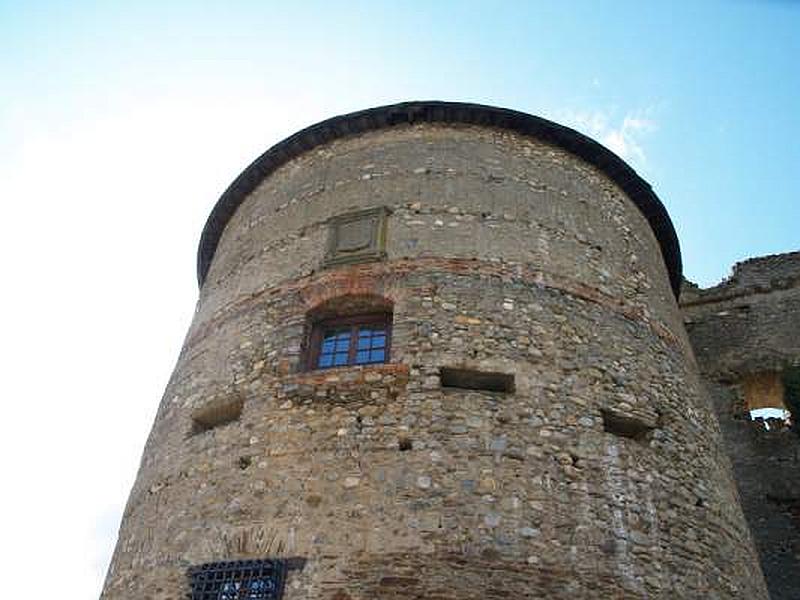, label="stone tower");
[102,102,768,599]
